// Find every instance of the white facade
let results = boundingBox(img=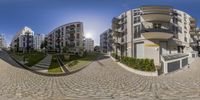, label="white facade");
[0,34,6,48]
[84,38,94,52]
[100,29,112,53]
[46,22,84,54]
[11,26,34,52]
[111,6,199,68]
[34,34,45,50]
